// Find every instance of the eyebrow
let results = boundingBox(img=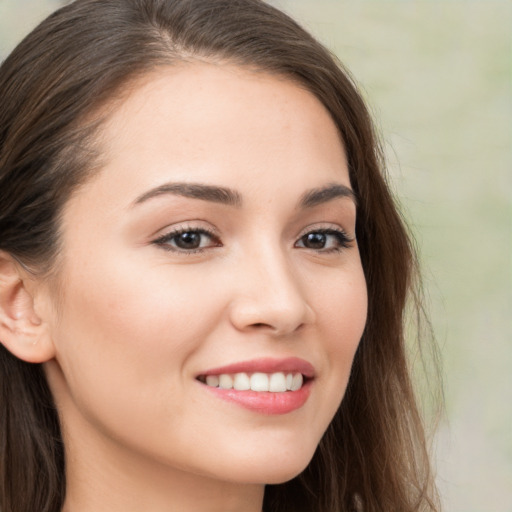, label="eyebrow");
[132,181,356,209]
[298,183,357,209]
[133,182,243,207]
